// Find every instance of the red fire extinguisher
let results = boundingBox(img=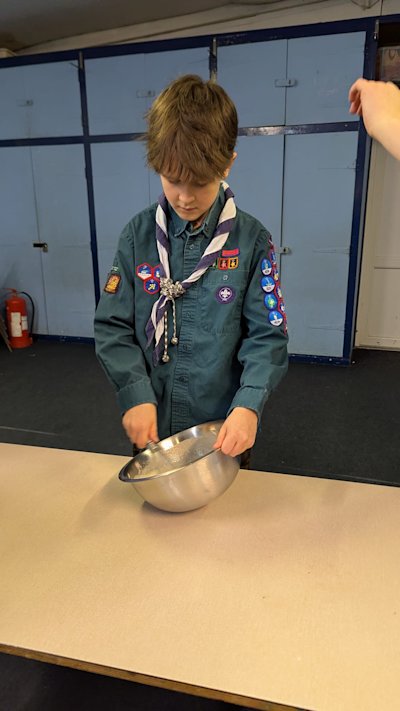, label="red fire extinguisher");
[5,290,33,349]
